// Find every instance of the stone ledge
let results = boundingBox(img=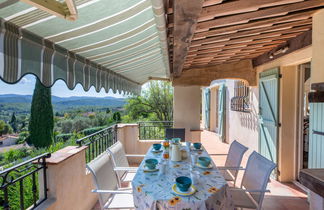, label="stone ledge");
[45,146,87,165]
